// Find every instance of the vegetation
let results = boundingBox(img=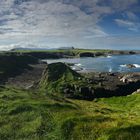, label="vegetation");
[0,52,140,139]
[39,62,82,94]
[10,48,112,54]
[0,85,140,140]
[39,62,98,100]
[9,48,113,58]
